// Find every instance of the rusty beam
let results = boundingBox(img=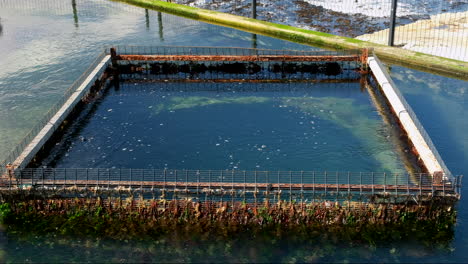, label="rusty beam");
[116,54,360,62]
[119,78,361,84]
[5,180,455,194]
